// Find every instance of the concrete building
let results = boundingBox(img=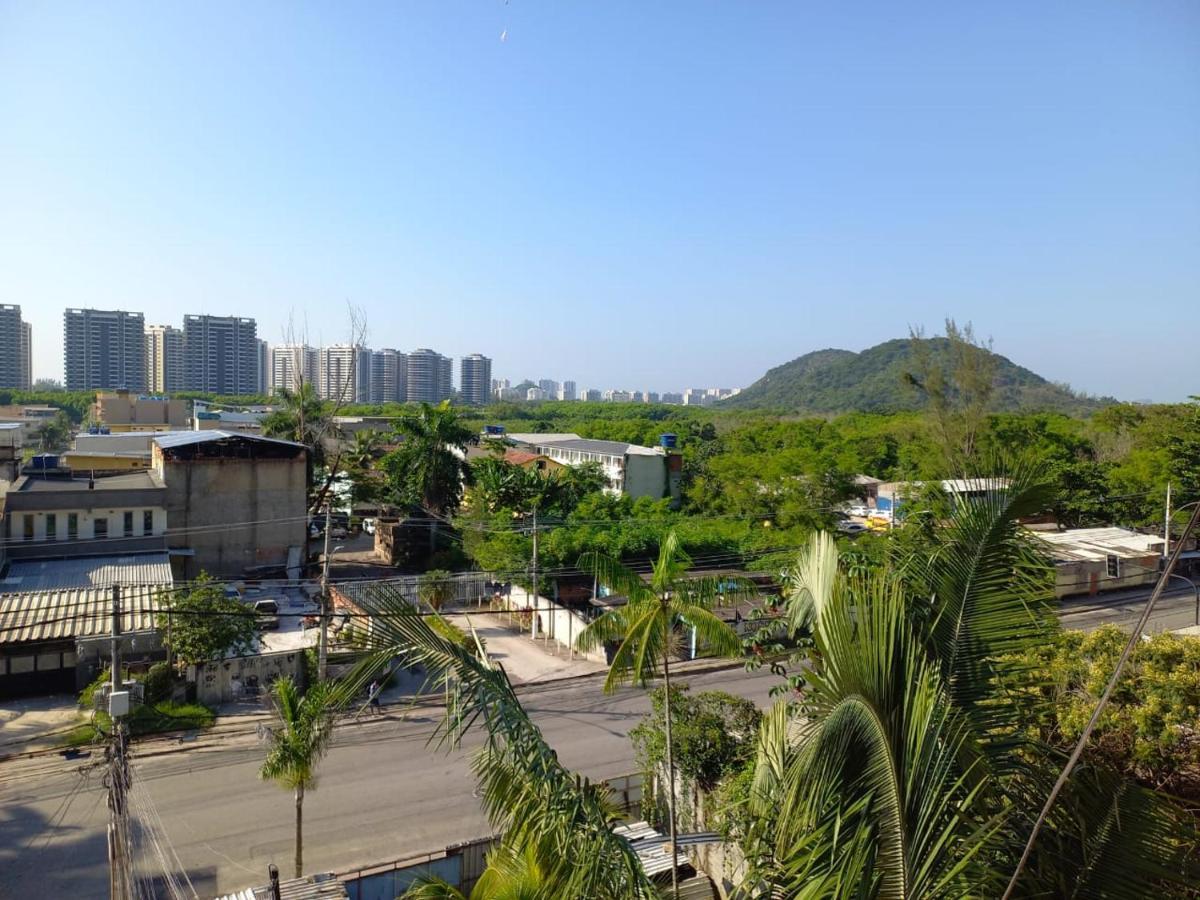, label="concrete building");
[505,433,682,505]
[584,389,602,402]
[19,322,31,391]
[92,390,188,431]
[0,468,168,561]
[63,308,146,392]
[144,324,184,394]
[660,392,683,405]
[255,338,269,396]
[152,431,307,578]
[406,348,453,403]
[370,349,406,403]
[318,344,371,403]
[0,567,168,698]
[269,344,319,395]
[182,315,258,395]
[1035,527,1167,599]
[0,306,28,390]
[459,354,492,406]
[526,387,547,401]
[559,380,577,402]
[62,432,155,473]
[875,478,1013,518]
[0,424,22,494]
[538,379,558,399]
